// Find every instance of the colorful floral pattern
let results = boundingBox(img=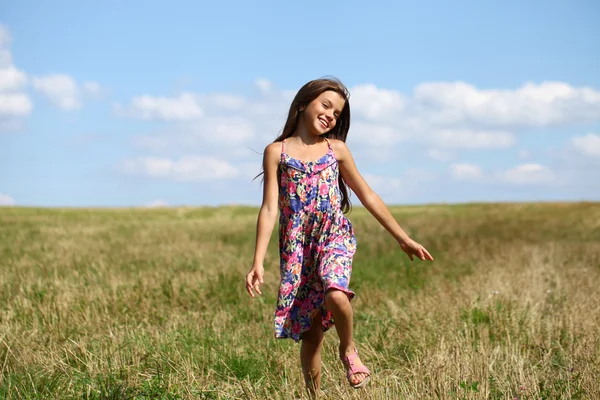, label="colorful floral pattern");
[274,139,357,342]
